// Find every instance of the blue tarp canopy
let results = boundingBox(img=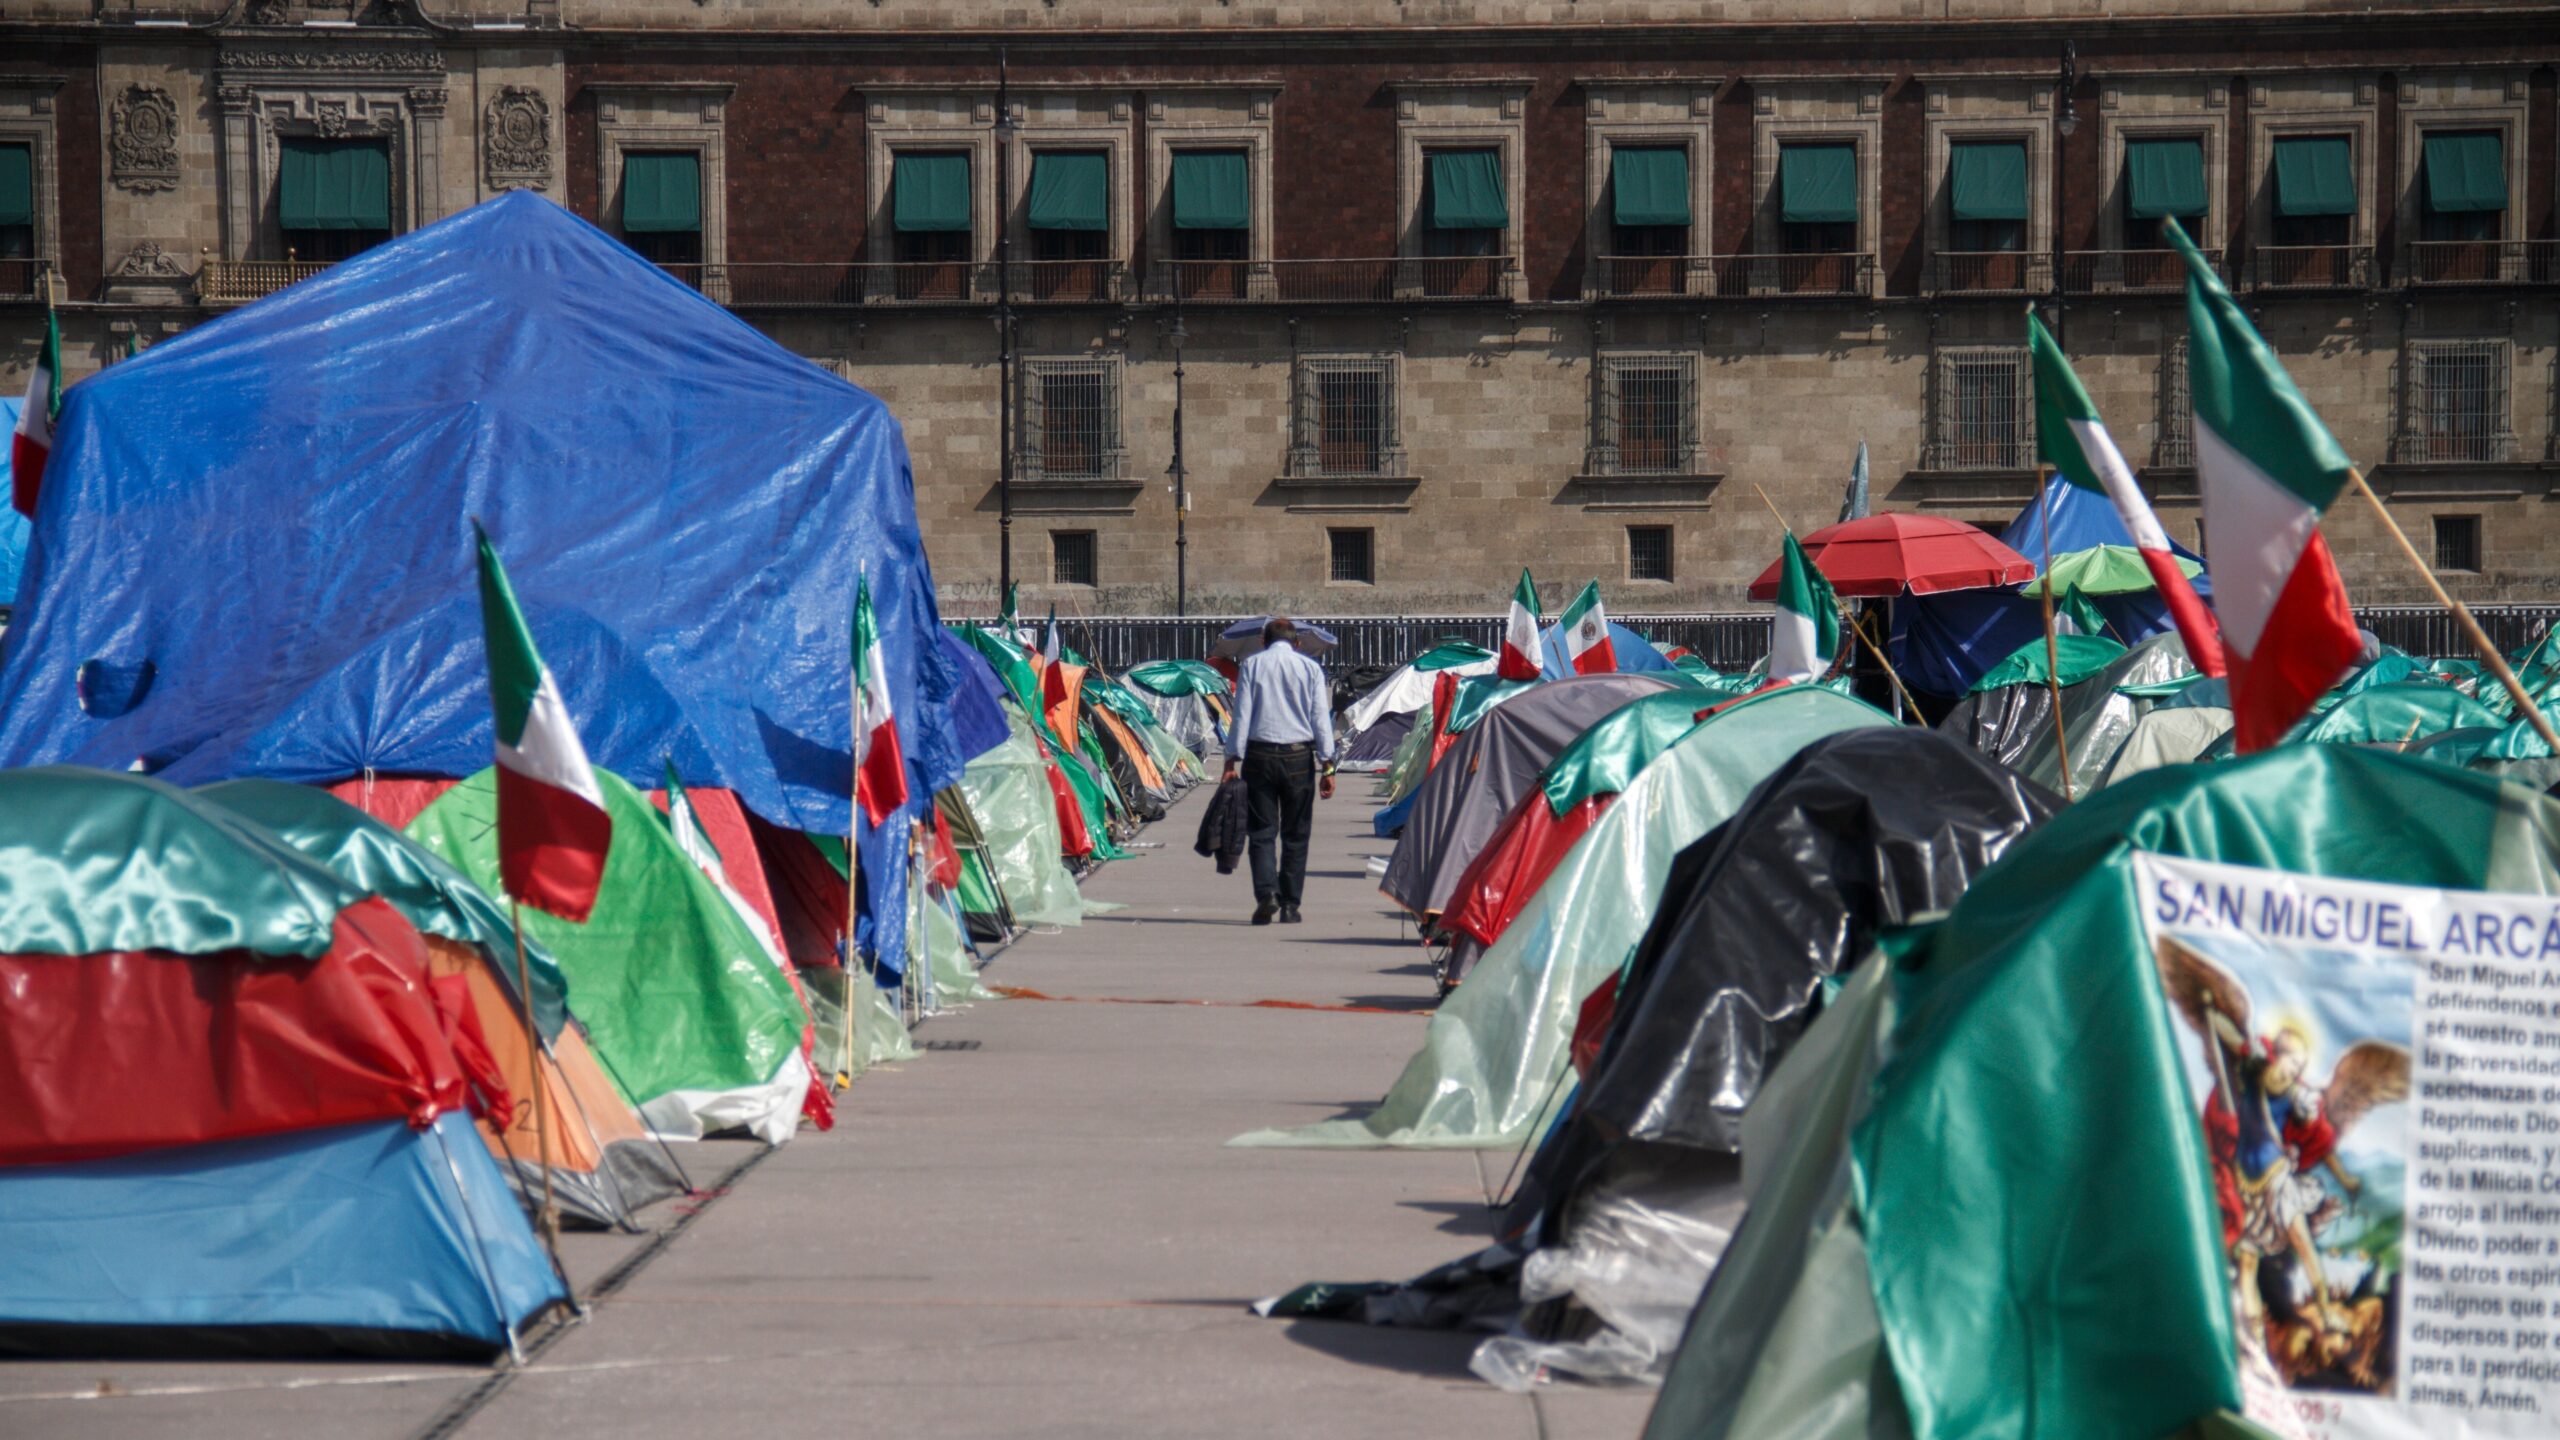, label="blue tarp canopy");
[0,192,963,980]
[1540,619,1675,680]
[1892,474,2213,696]
[0,397,22,604]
